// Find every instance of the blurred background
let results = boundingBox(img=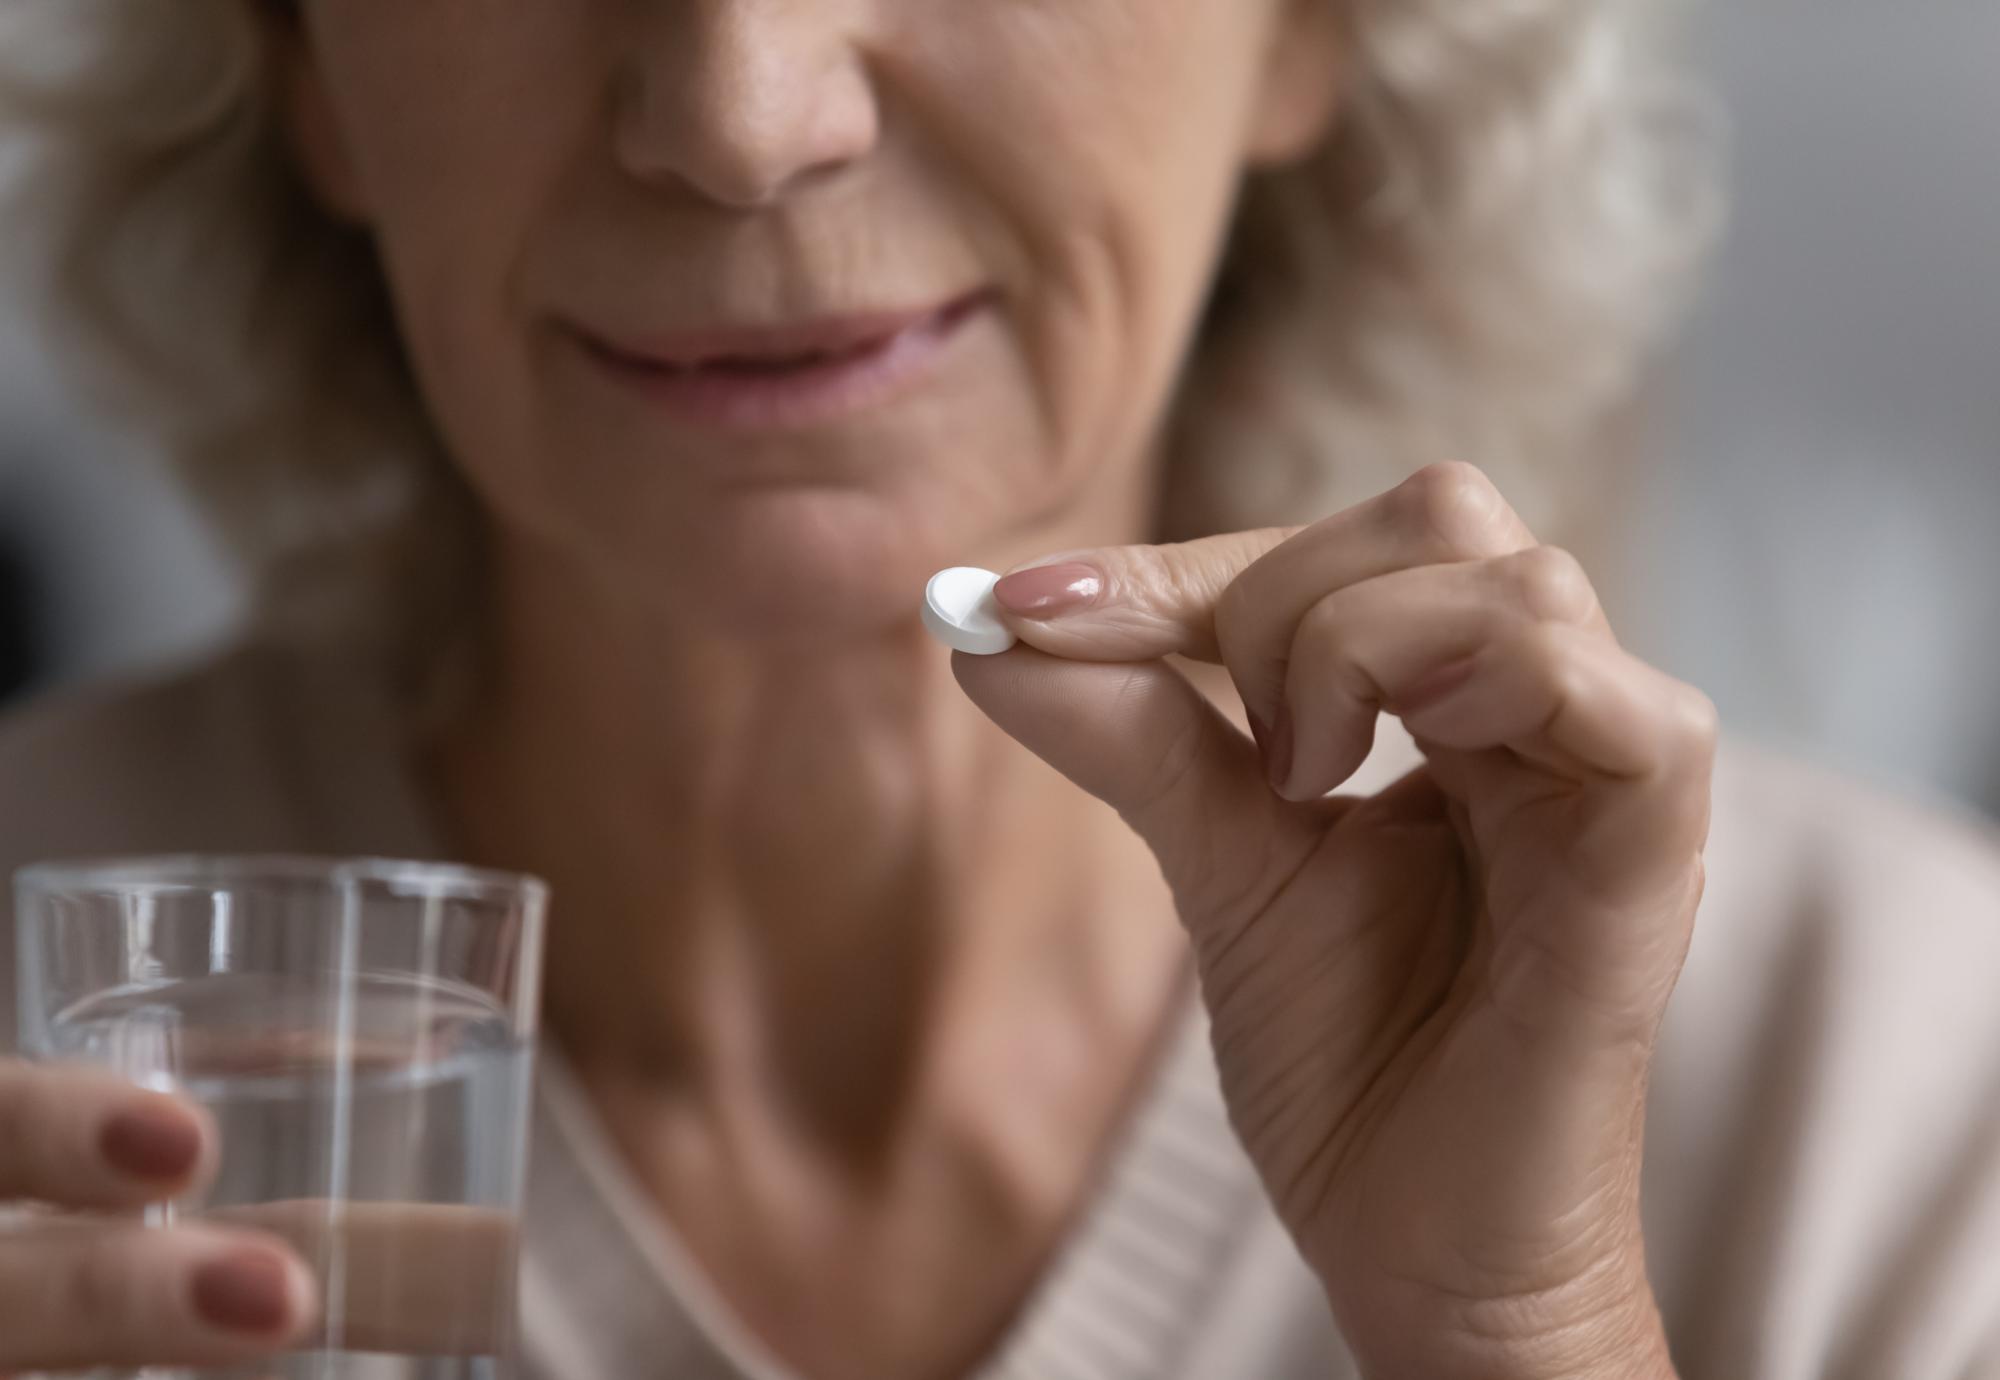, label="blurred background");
[0,2,1995,819]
